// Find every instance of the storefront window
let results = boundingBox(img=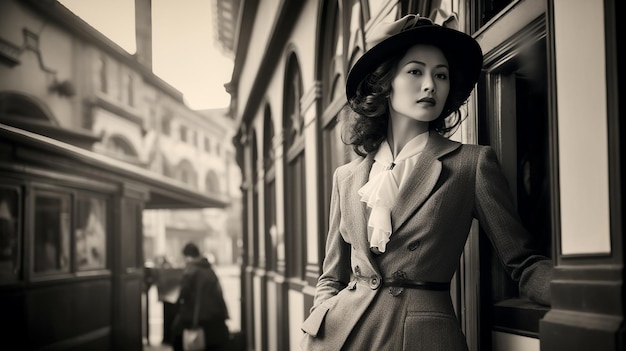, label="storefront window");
[0,187,20,283]
[76,197,107,270]
[34,193,71,274]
